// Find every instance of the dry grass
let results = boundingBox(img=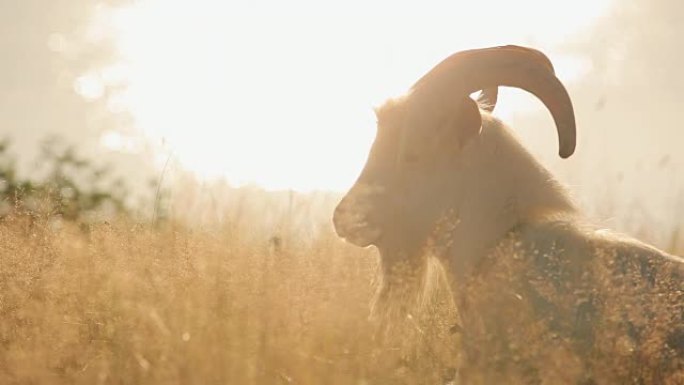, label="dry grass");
[0,214,459,385]
[1,181,682,384]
